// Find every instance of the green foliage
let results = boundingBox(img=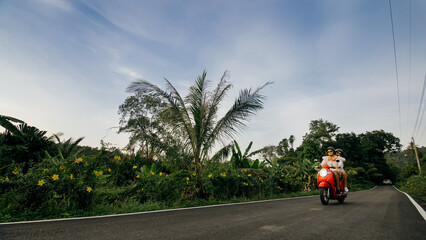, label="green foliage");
[399,175,426,202]
[297,119,339,161]
[0,123,56,175]
[126,71,272,173]
[1,115,421,222]
[0,115,24,137]
[230,141,262,169]
[118,91,181,161]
